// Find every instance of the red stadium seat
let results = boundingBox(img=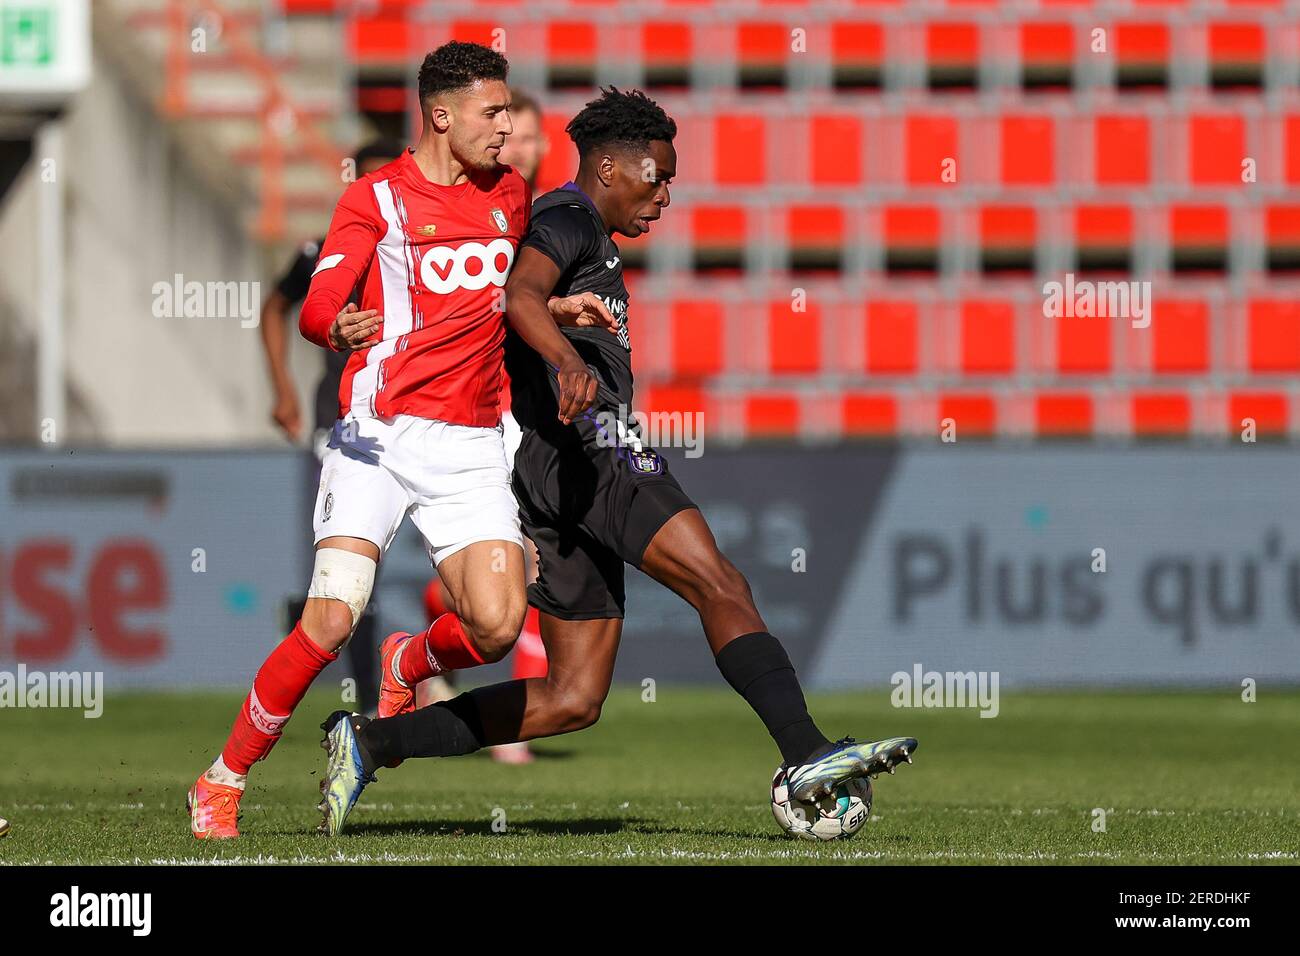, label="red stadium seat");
[641,382,708,421]
[1094,114,1150,185]
[1188,113,1247,186]
[714,113,767,185]
[1287,115,1300,185]
[1247,299,1300,372]
[768,298,823,375]
[1115,22,1170,88]
[546,20,598,88]
[787,205,845,271]
[1035,393,1094,437]
[1020,22,1074,89]
[1170,204,1229,272]
[865,300,919,375]
[1228,393,1288,436]
[1000,114,1055,185]
[927,22,980,89]
[1152,299,1210,374]
[939,394,997,437]
[642,21,693,87]
[831,21,885,89]
[883,204,941,272]
[1075,204,1133,272]
[737,21,788,88]
[1208,21,1265,88]
[1265,204,1300,271]
[980,205,1037,272]
[960,299,1016,374]
[905,114,959,186]
[1054,310,1112,375]
[348,12,411,63]
[670,300,725,378]
[841,393,898,437]
[1131,393,1191,436]
[809,113,865,186]
[744,394,801,438]
[690,205,747,272]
